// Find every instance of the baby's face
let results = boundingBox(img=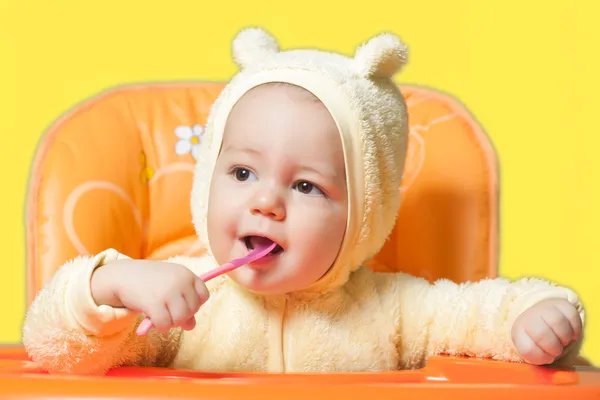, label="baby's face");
[206,83,348,294]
